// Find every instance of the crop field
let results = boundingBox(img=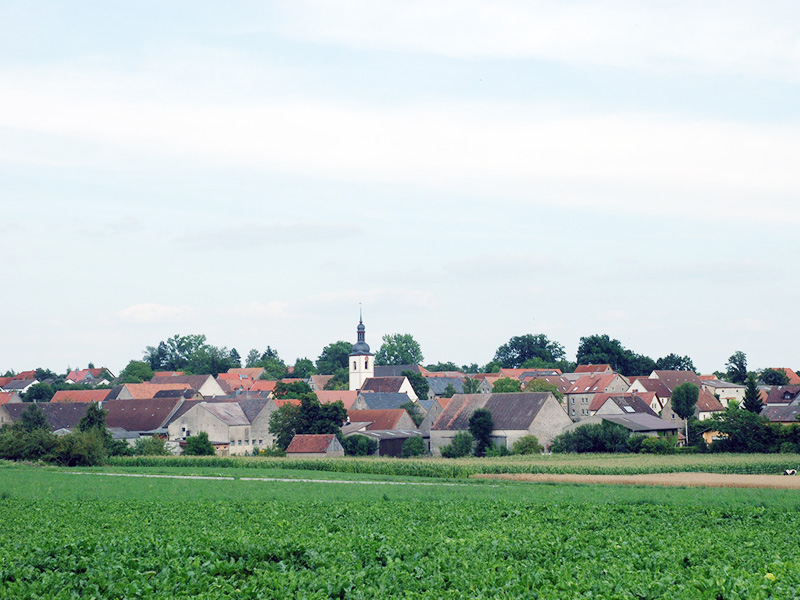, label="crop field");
[107,451,800,478]
[2,465,800,599]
